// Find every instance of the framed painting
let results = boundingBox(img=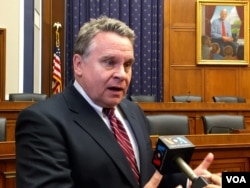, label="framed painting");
[196,0,249,65]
